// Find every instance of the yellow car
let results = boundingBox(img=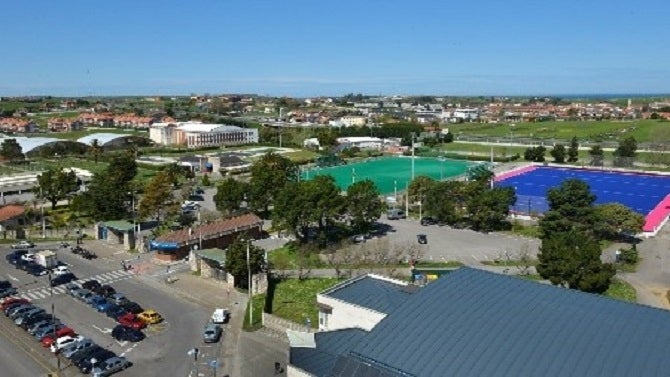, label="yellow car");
[137,309,163,324]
